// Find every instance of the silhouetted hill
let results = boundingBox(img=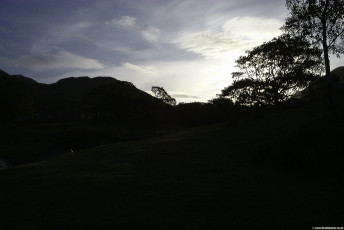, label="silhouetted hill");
[33,76,122,117]
[11,74,37,84]
[34,76,170,122]
[52,76,120,96]
[0,69,171,122]
[294,66,344,101]
[83,81,169,124]
[332,66,344,83]
[0,69,10,78]
[0,69,36,121]
[0,69,37,84]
